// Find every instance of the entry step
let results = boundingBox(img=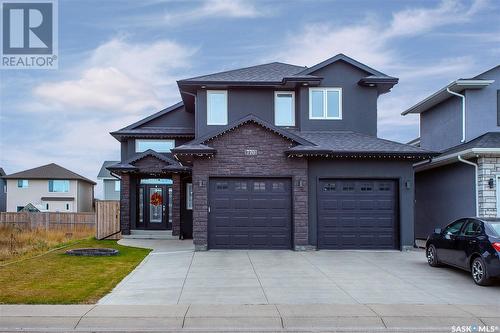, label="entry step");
[124,230,179,240]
